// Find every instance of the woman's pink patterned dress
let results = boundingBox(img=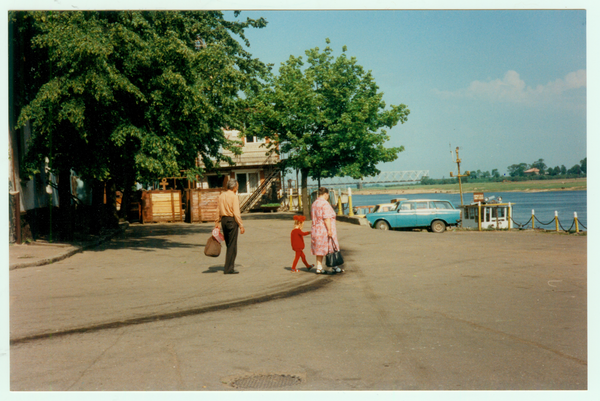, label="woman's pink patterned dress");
[310,197,340,256]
